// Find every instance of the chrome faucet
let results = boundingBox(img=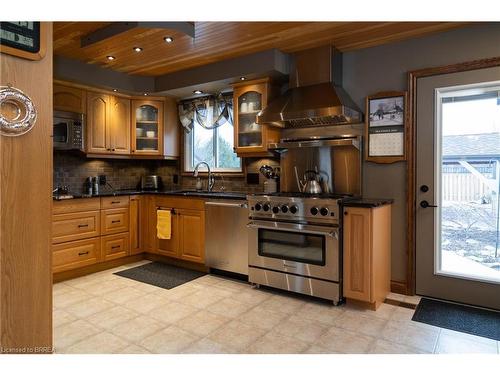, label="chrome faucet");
[193,161,215,192]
